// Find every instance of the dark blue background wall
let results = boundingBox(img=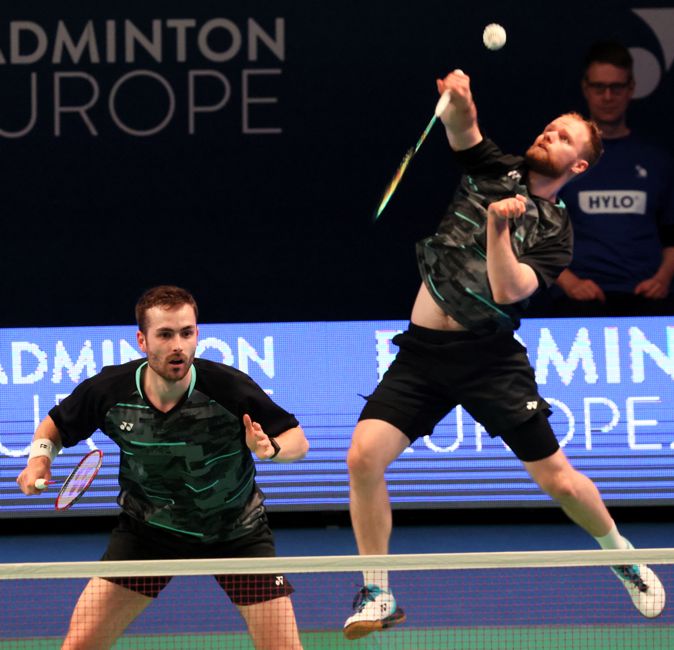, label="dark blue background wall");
[1,1,673,326]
